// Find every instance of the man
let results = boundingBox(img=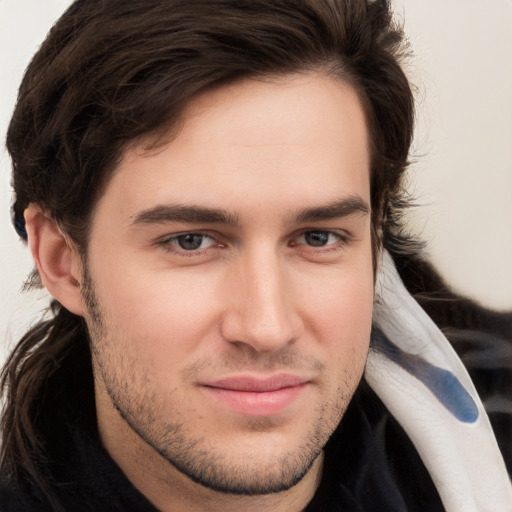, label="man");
[0,1,510,511]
